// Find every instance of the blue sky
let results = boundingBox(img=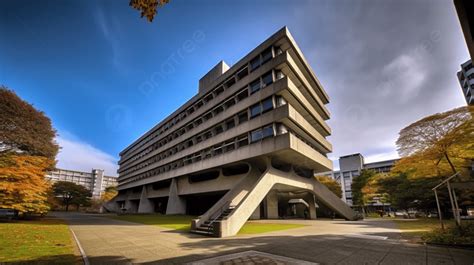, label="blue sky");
[0,0,469,175]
